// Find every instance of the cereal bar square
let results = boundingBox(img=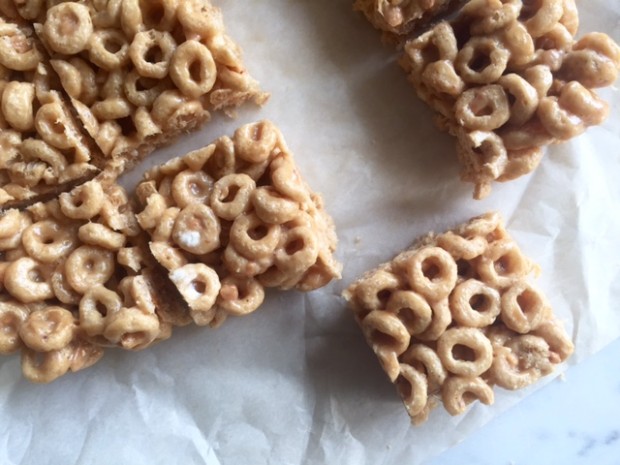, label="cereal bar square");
[343,212,573,424]
[399,1,620,198]
[29,0,268,169]
[0,19,101,209]
[135,120,342,328]
[0,179,186,383]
